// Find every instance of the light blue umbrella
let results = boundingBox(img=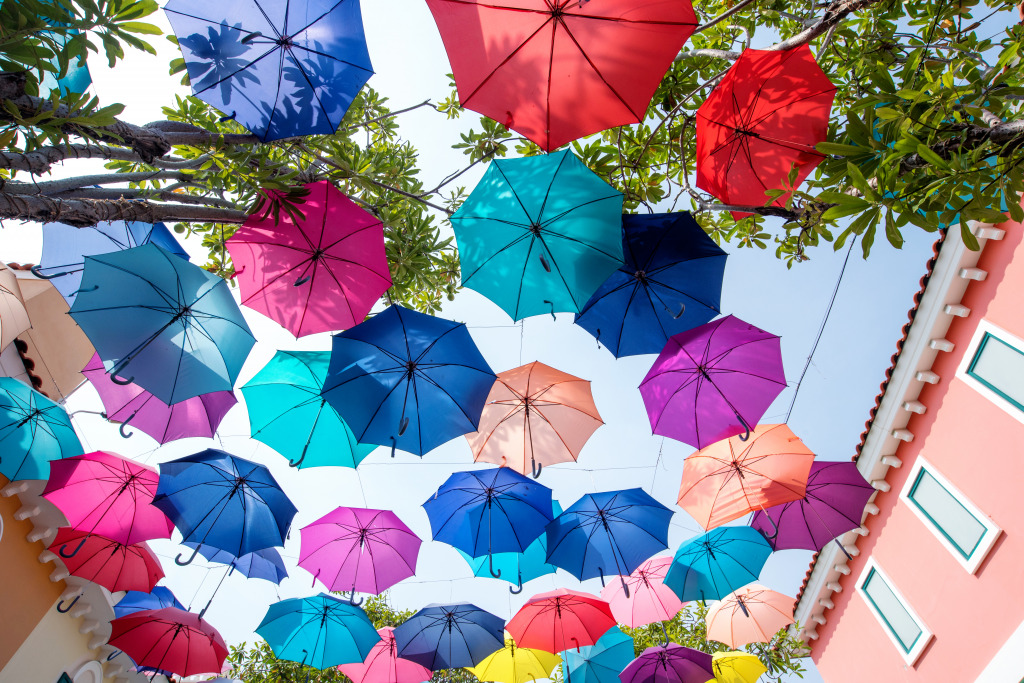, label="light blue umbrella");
[256,594,381,669]
[561,626,635,683]
[113,587,184,618]
[457,501,562,593]
[0,377,83,481]
[663,526,772,602]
